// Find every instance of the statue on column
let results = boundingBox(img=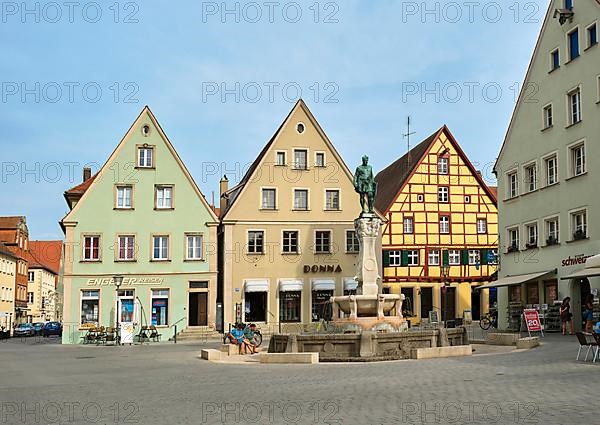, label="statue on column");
[353,155,377,215]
